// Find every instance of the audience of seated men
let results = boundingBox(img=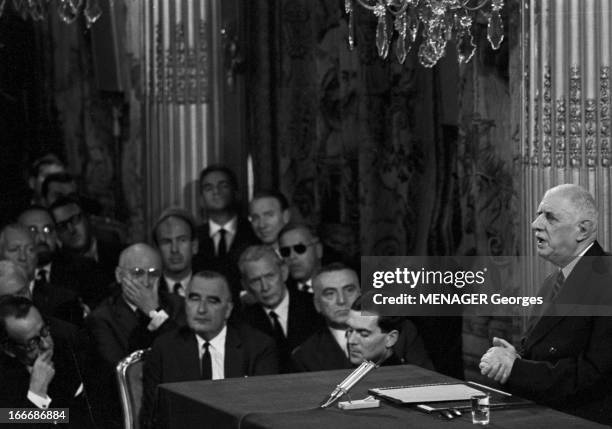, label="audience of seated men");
[192,165,258,301]
[141,270,278,429]
[87,243,184,429]
[0,296,95,428]
[152,207,198,297]
[278,223,323,294]
[238,245,323,372]
[248,190,291,251]
[49,195,122,306]
[0,223,83,326]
